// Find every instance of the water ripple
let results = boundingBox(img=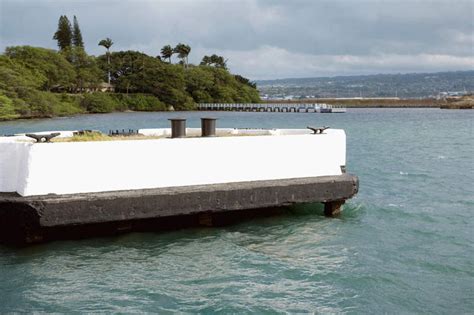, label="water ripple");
[1,109,473,313]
